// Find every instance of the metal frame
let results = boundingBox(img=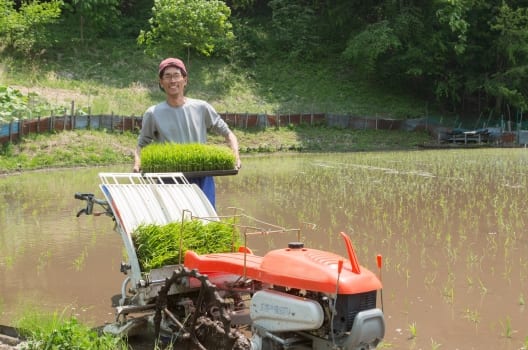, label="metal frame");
[98,172,218,304]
